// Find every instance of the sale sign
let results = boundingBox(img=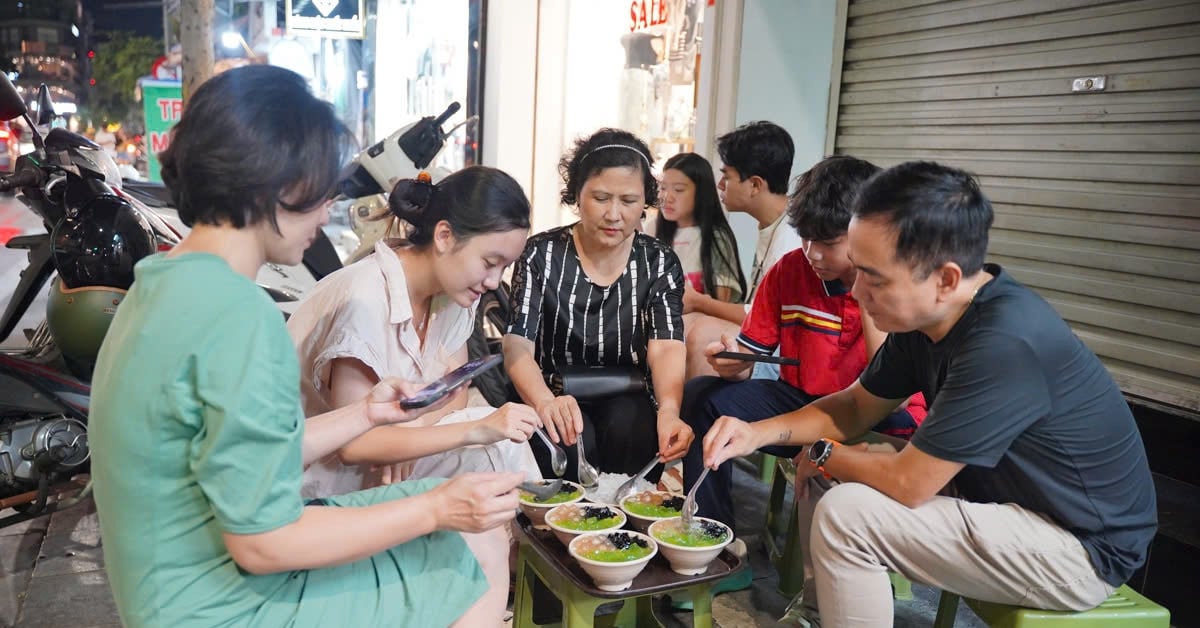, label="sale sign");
[139,78,184,183]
